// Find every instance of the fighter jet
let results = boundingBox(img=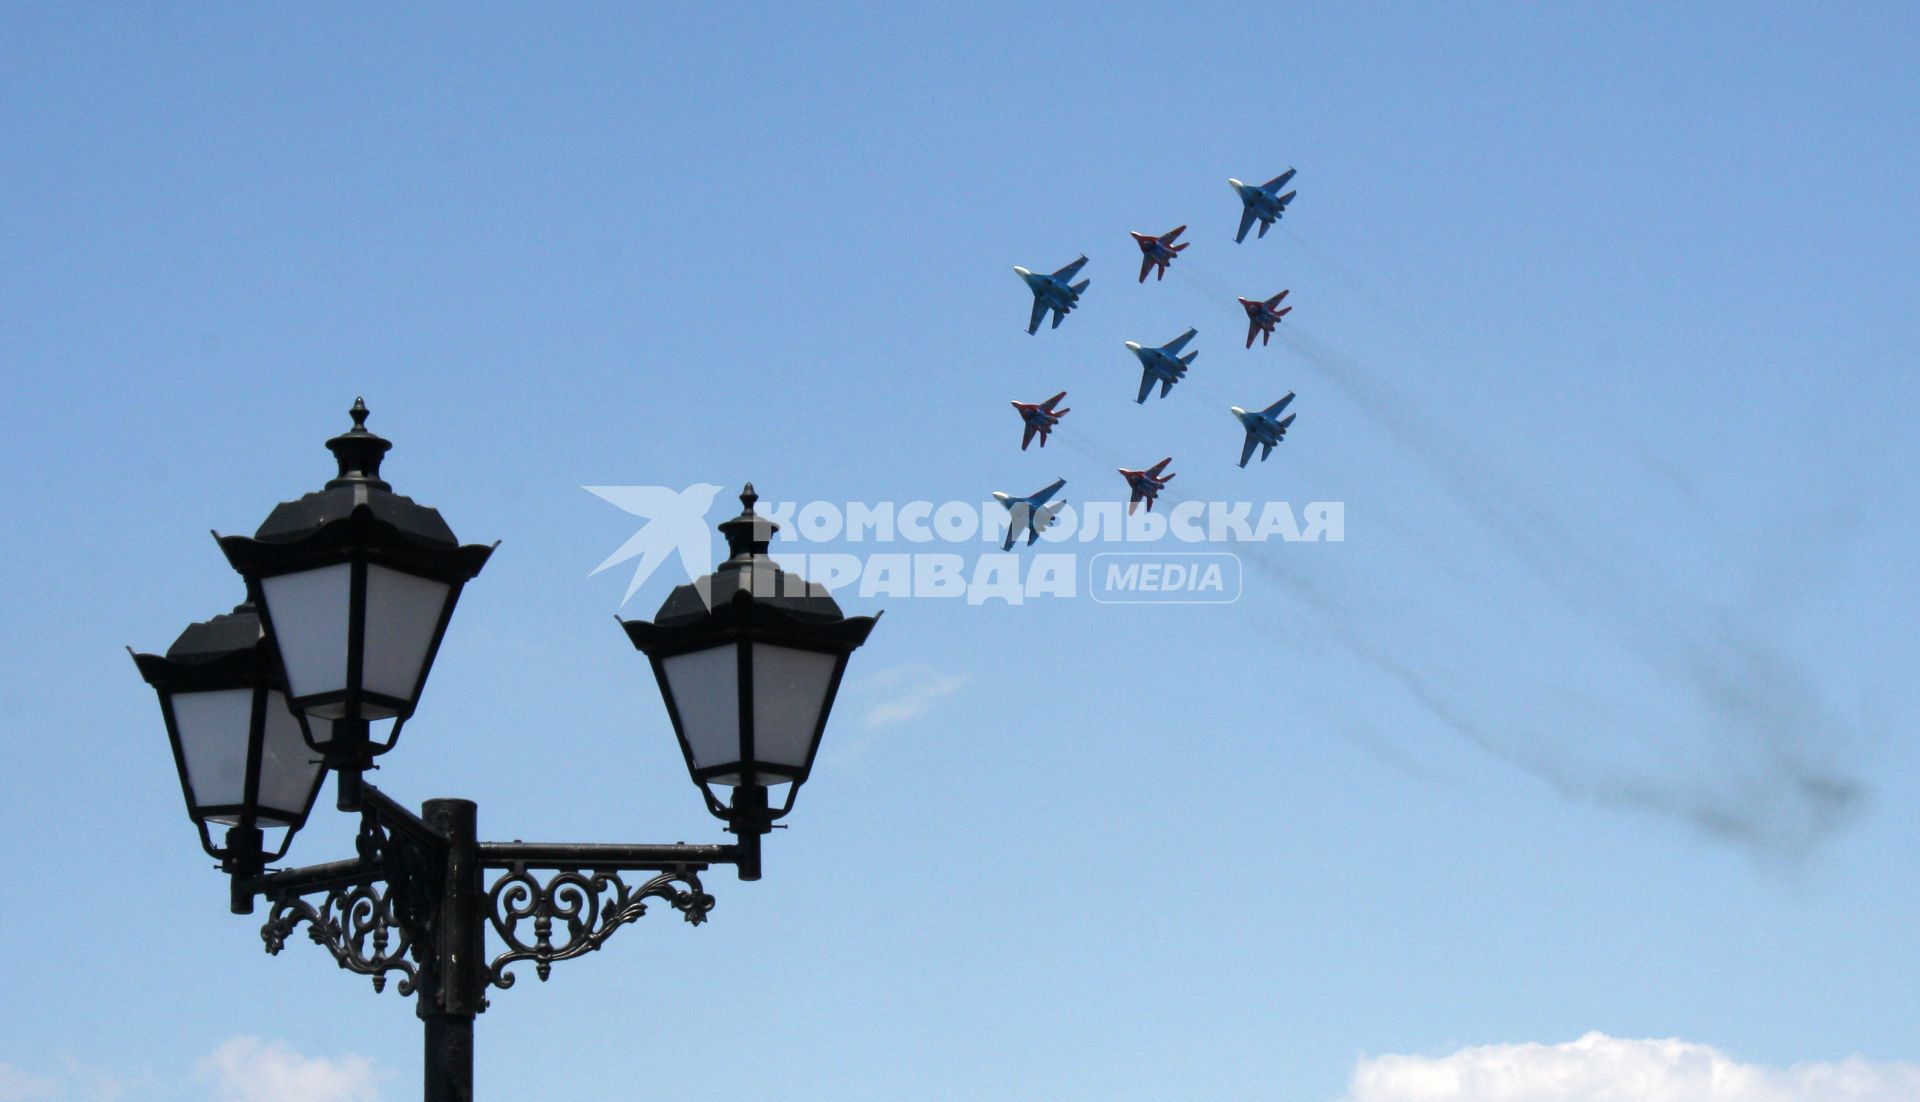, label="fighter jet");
[1229,169,1297,243]
[992,477,1068,550]
[1238,290,1292,347]
[1231,393,1297,468]
[1129,225,1189,282]
[1010,391,1071,451]
[1117,458,1175,514]
[1125,327,1198,403]
[1014,255,1090,333]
